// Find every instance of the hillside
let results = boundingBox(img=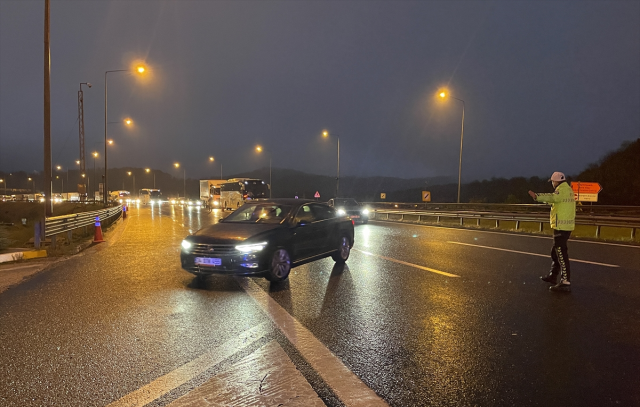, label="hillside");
[575,138,640,205]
